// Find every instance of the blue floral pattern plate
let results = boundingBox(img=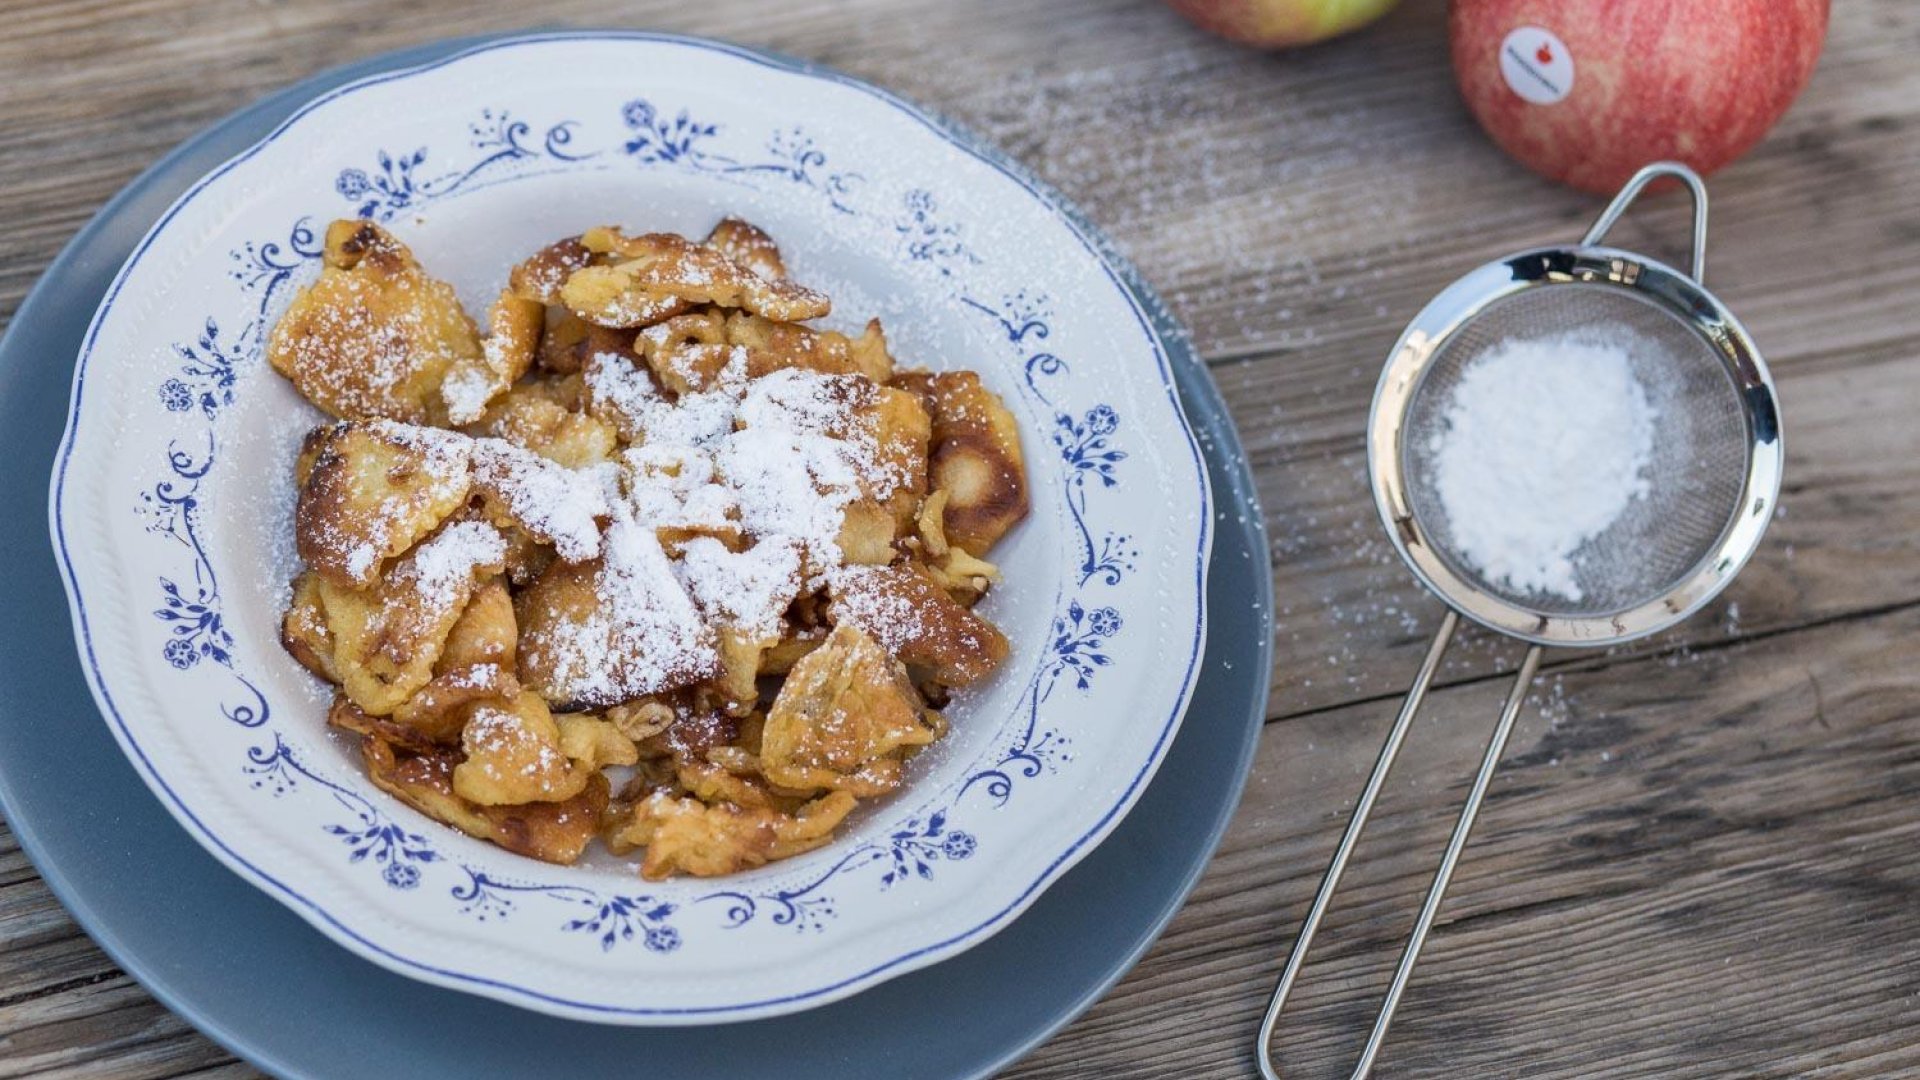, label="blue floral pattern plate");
[48,33,1212,1024]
